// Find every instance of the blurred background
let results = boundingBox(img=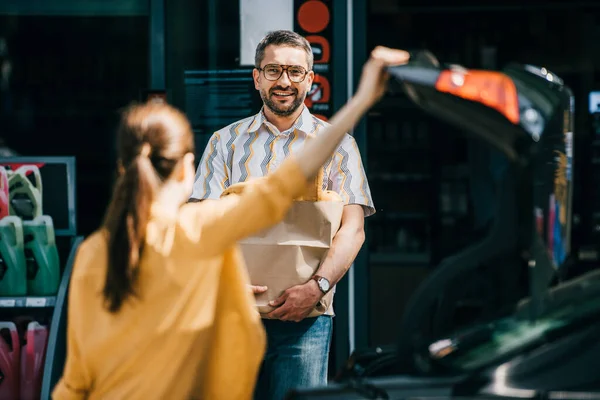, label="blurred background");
[1,0,600,374]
